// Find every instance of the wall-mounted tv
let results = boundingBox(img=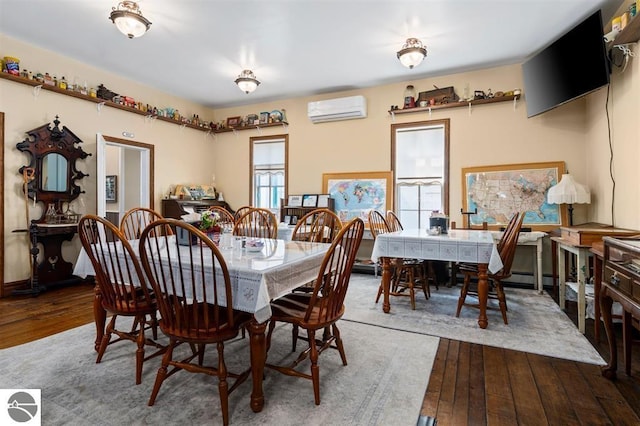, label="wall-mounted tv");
[522,9,610,118]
